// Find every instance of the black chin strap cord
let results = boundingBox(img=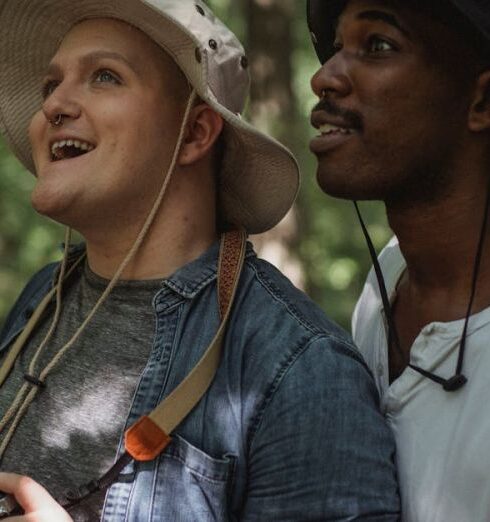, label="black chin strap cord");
[353,202,404,363]
[354,179,490,392]
[455,177,490,374]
